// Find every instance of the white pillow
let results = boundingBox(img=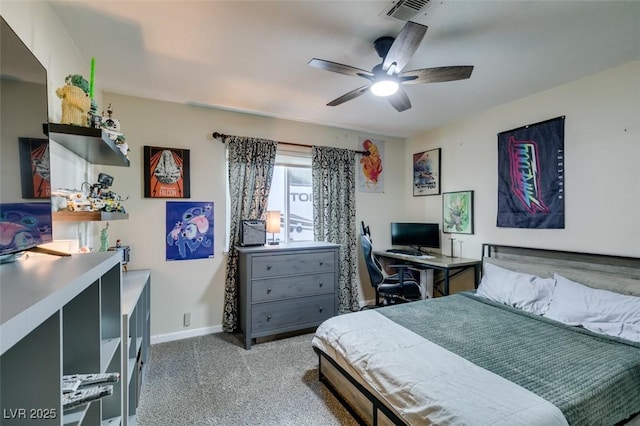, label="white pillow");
[544,274,640,328]
[476,262,555,315]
